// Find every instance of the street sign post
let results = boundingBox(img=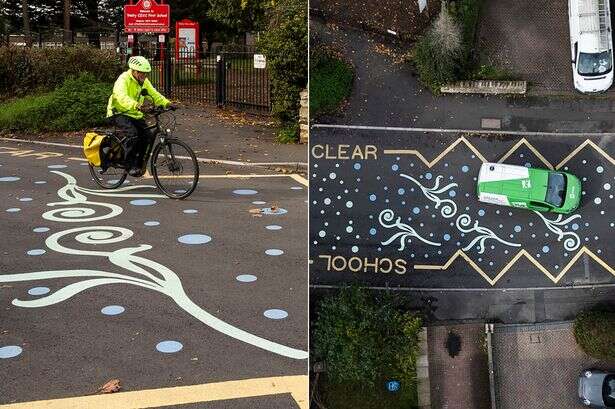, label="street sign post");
[124,0,170,33]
